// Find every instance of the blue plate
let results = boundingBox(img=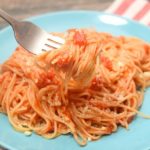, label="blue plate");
[0,11,150,150]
